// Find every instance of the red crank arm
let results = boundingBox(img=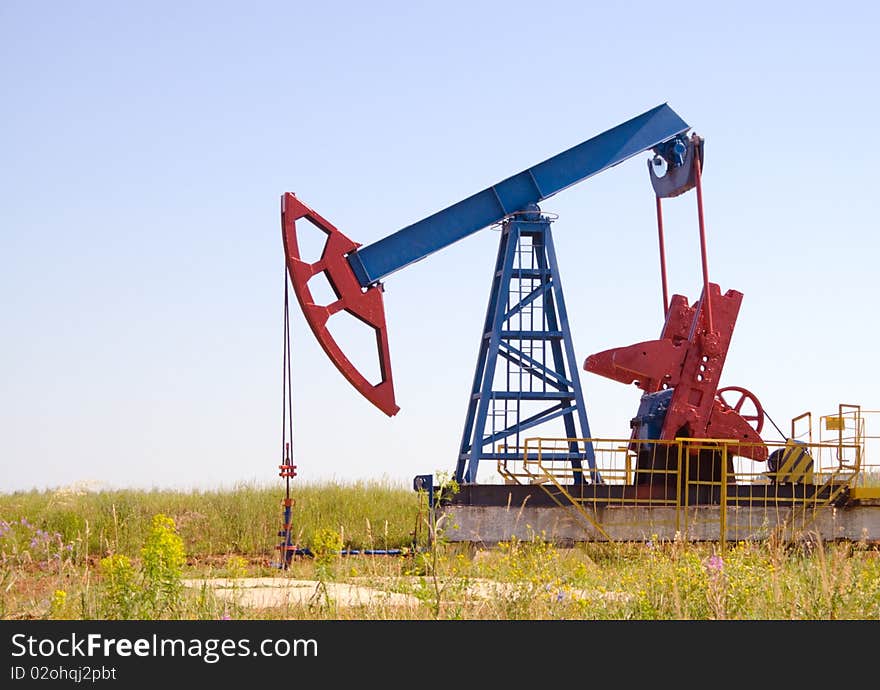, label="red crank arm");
[281,193,399,416]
